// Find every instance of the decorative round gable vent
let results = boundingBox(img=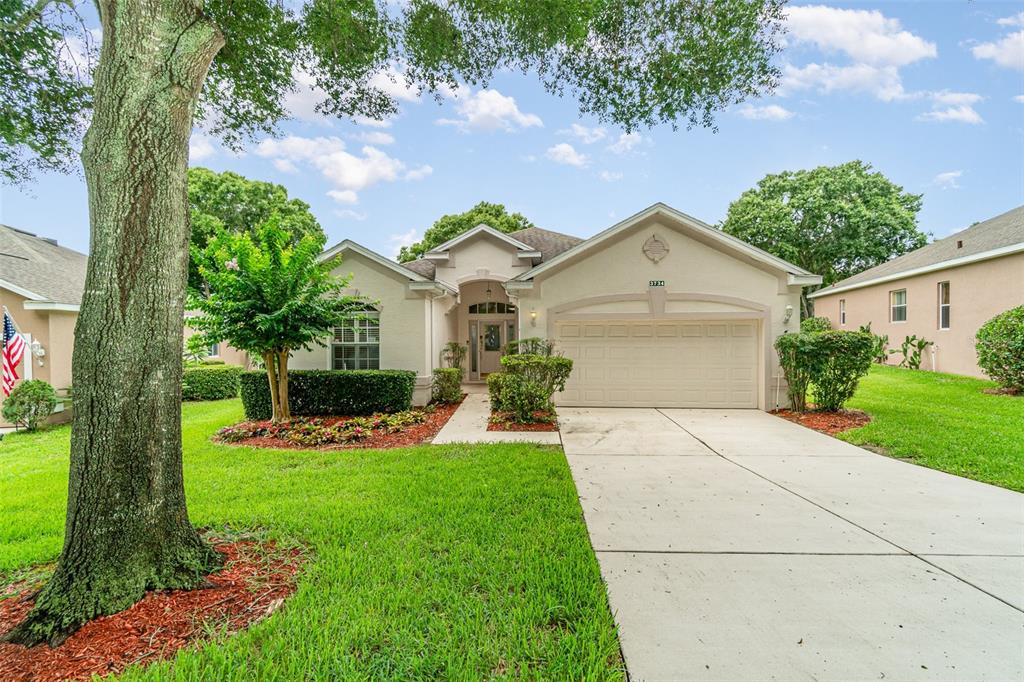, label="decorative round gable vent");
[642,234,669,263]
